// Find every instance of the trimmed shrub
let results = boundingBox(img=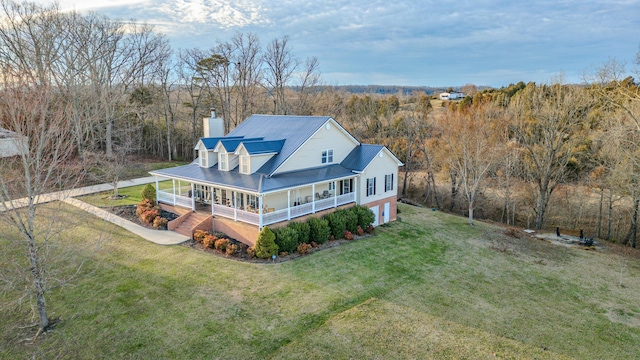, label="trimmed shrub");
[255,227,278,259]
[297,242,312,255]
[354,205,375,228]
[214,238,230,252]
[247,246,256,259]
[153,216,168,229]
[366,224,375,234]
[356,225,365,236]
[325,212,346,239]
[136,199,156,216]
[226,243,238,256]
[274,226,299,254]
[308,217,331,245]
[342,209,358,233]
[288,221,310,244]
[344,230,355,240]
[193,229,208,243]
[202,234,217,248]
[140,209,159,224]
[141,184,156,201]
